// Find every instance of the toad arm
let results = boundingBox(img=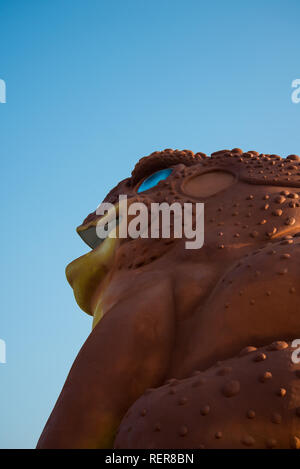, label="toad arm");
[37,276,174,449]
